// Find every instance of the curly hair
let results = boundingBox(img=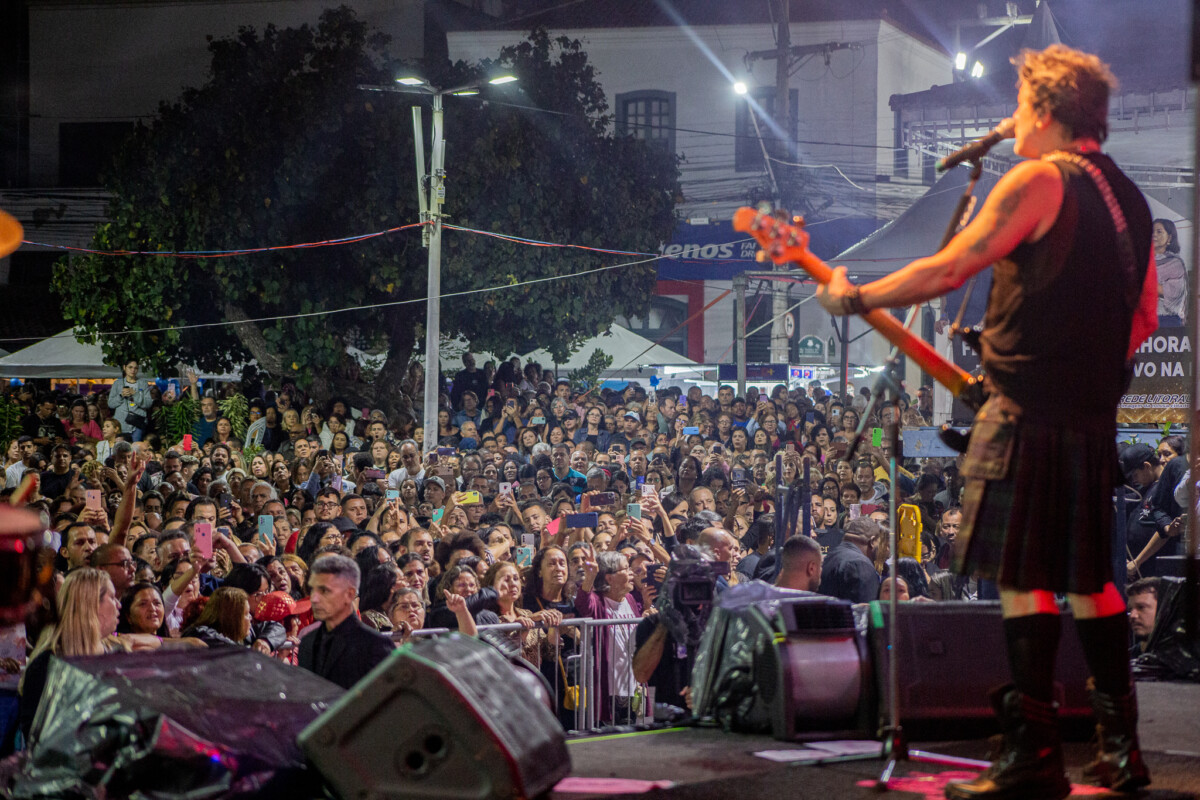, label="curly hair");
[1012,44,1117,143]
